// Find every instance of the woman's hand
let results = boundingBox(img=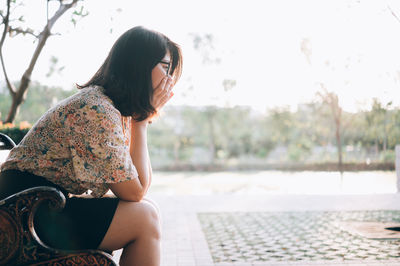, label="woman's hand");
[131,75,174,125]
[151,75,174,113]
